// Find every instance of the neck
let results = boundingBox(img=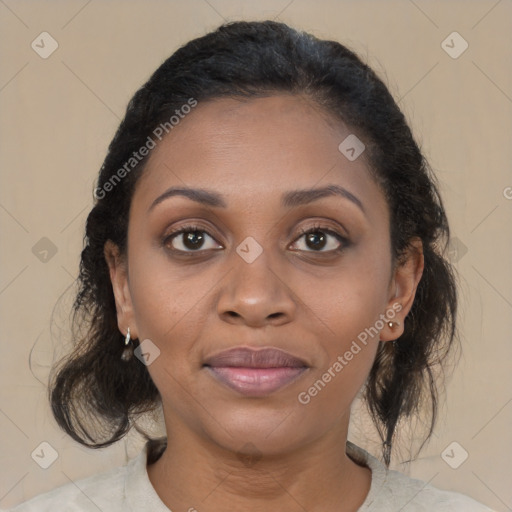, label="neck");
[146,420,371,512]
